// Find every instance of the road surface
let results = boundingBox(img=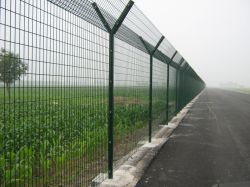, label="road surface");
[136,88,250,187]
